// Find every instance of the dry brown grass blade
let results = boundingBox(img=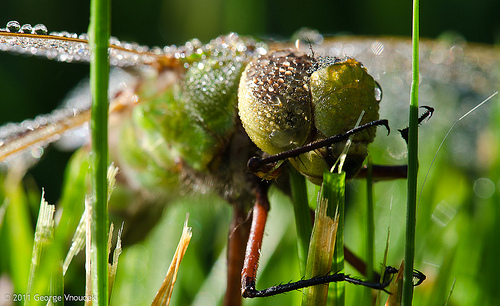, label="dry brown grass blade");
[386,261,405,306]
[152,215,192,306]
